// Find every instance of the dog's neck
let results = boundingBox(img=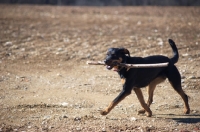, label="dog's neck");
[117,56,130,78]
